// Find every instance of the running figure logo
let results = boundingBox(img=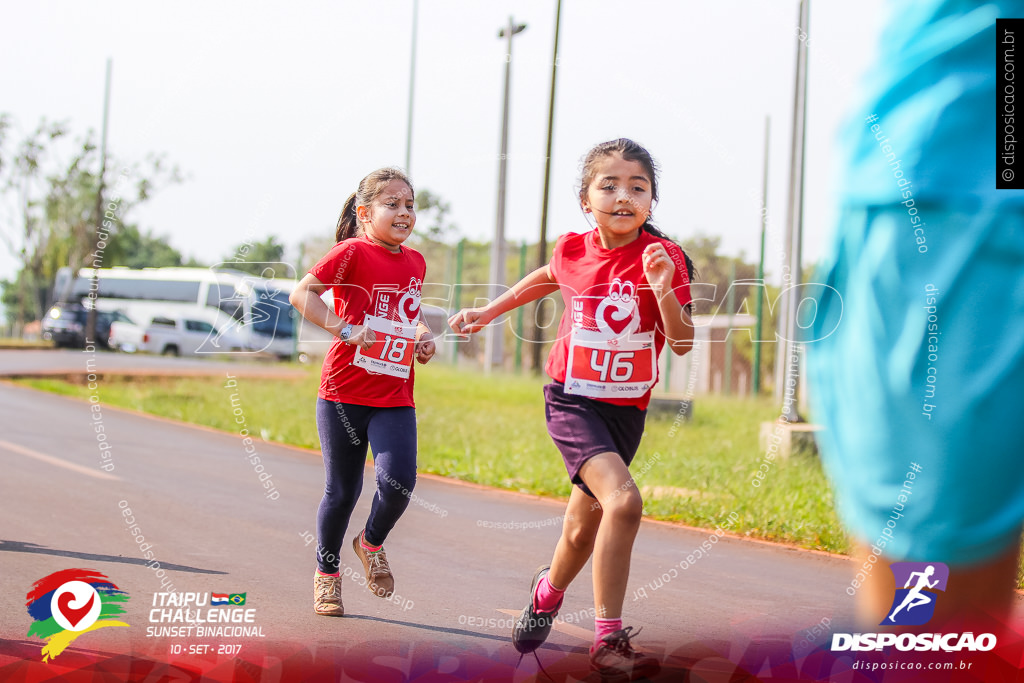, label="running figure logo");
[882,562,949,626]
